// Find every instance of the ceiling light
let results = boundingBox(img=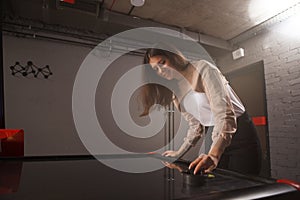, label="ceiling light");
[274,11,300,40]
[130,0,145,7]
[248,0,300,24]
[232,0,300,44]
